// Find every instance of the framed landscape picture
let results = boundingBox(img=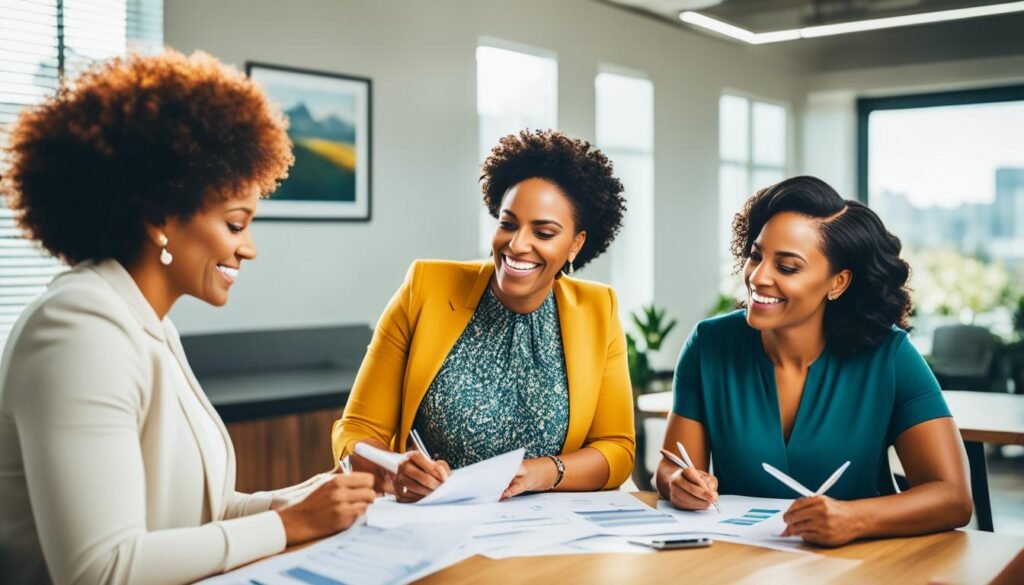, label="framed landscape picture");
[247,62,372,221]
